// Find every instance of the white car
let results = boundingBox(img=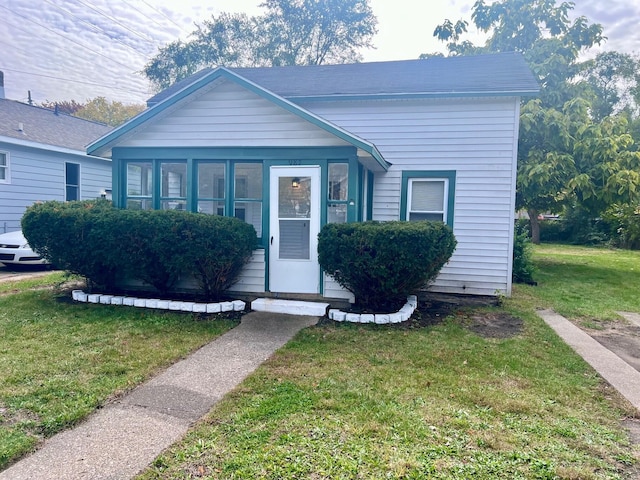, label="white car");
[0,230,49,266]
